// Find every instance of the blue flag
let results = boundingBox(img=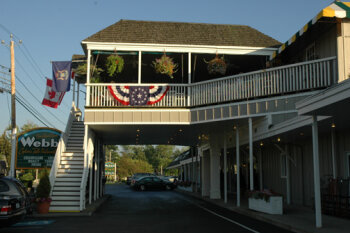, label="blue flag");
[129,86,149,106]
[52,61,71,92]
